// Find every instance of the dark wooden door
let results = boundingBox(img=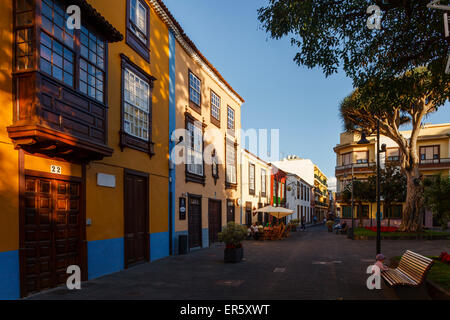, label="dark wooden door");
[188,195,202,248]
[226,200,235,223]
[124,171,149,268]
[21,176,82,296]
[208,200,221,245]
